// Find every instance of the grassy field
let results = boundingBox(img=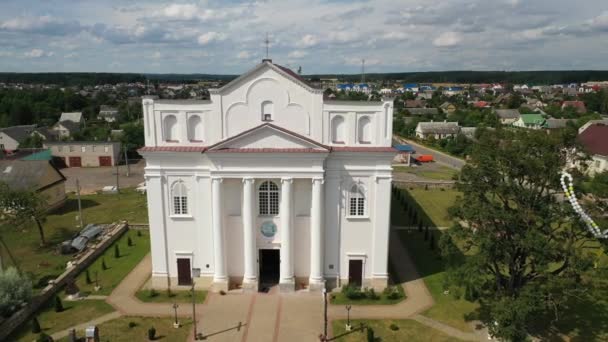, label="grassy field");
[331,319,463,342]
[0,189,148,290]
[57,317,193,342]
[135,288,207,304]
[393,187,460,227]
[9,300,115,341]
[74,230,150,295]
[394,165,459,181]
